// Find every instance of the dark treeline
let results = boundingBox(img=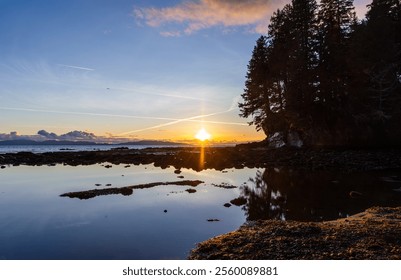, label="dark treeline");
[239,0,401,147]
